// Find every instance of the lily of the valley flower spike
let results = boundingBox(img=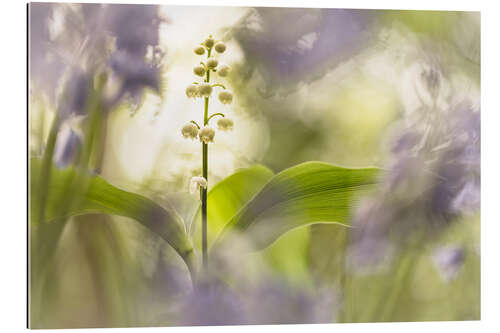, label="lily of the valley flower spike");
[181,35,234,270]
